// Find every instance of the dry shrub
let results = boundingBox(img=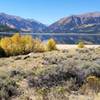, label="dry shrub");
[87,76,100,92]
[0,78,18,100]
[80,76,100,94]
